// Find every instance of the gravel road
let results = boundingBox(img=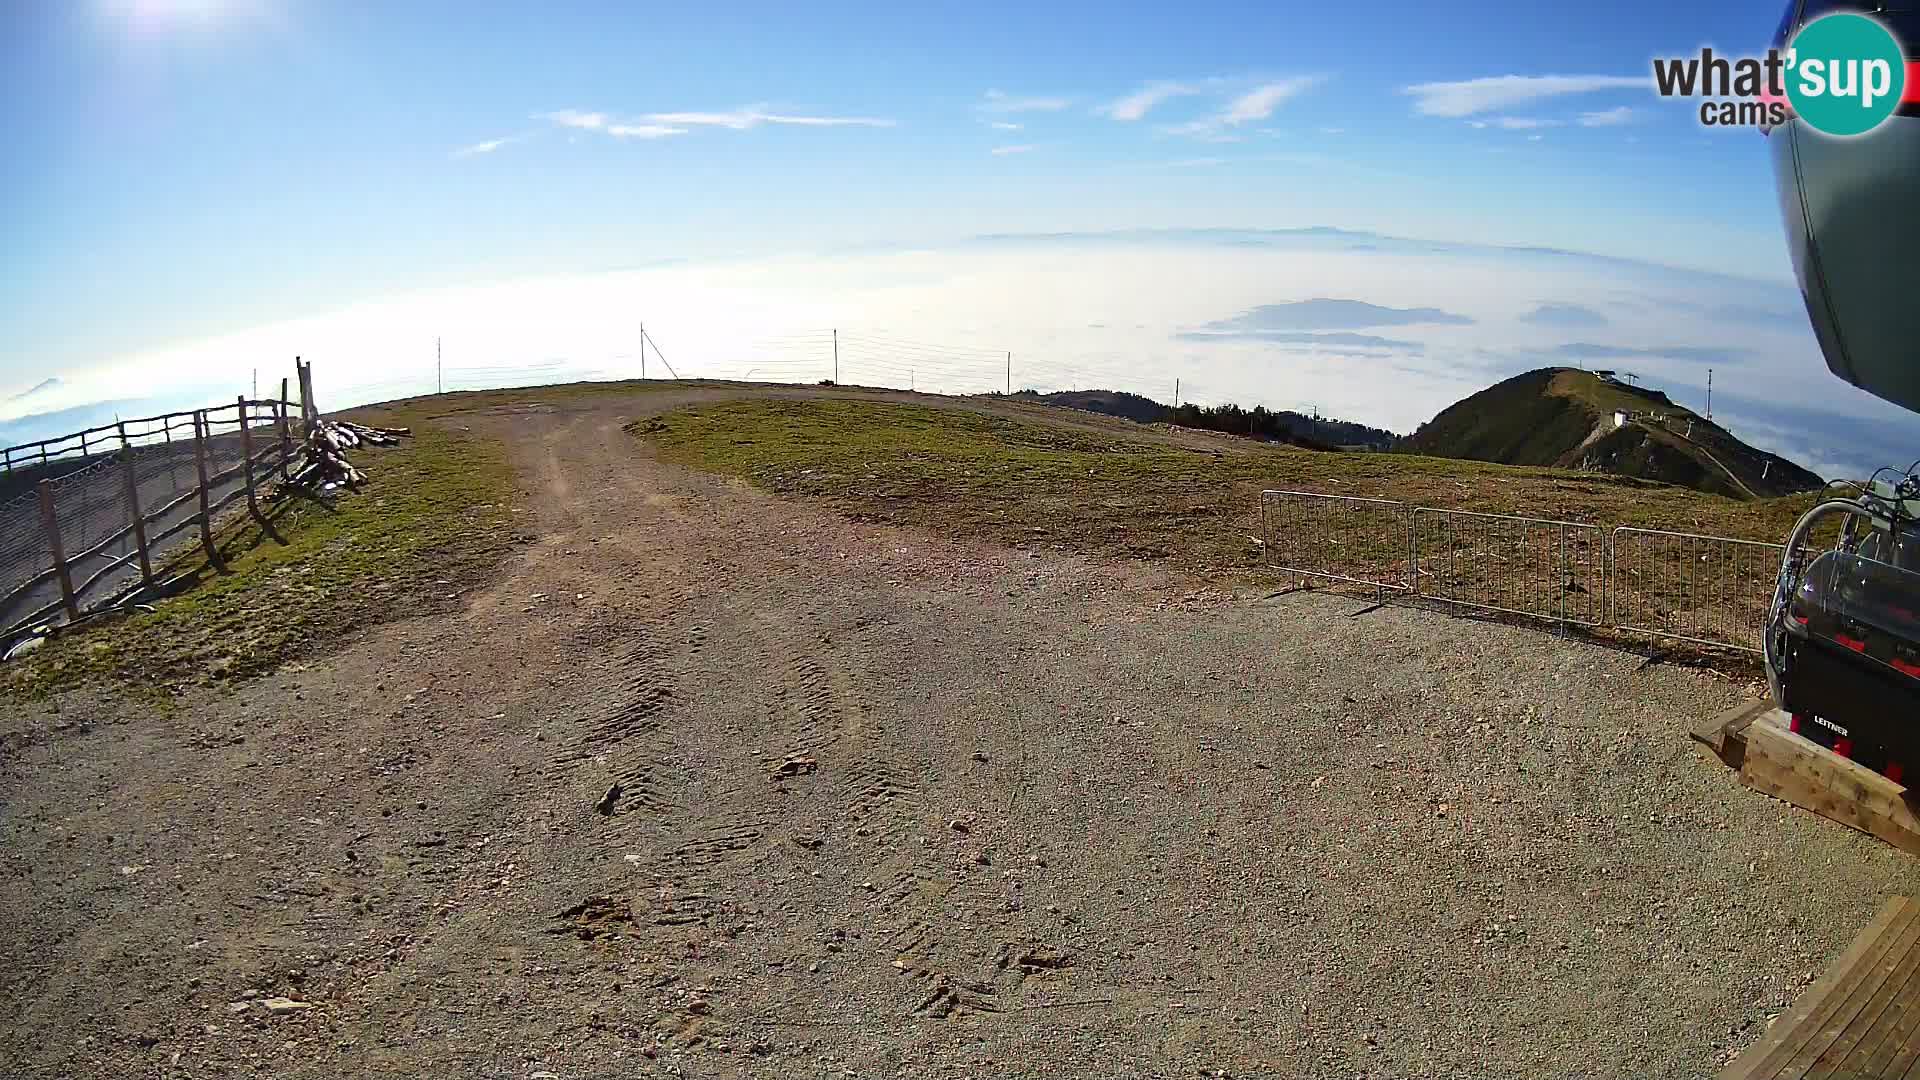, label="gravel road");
[2,386,1916,1080]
